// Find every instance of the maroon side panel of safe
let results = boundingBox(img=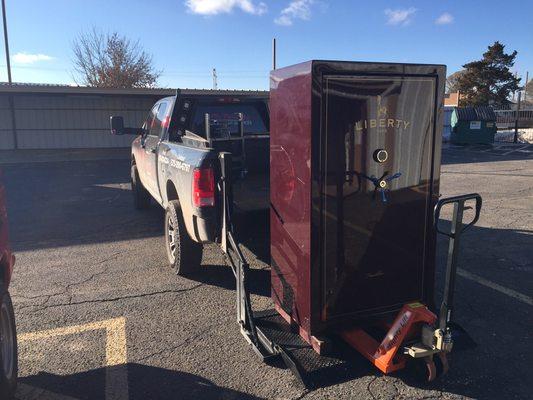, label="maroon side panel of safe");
[270,60,446,343]
[270,61,314,334]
